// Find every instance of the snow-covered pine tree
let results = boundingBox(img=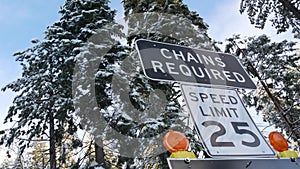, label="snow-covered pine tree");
[87,0,216,168]
[239,0,300,38]
[74,39,129,168]
[1,0,118,168]
[225,35,300,145]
